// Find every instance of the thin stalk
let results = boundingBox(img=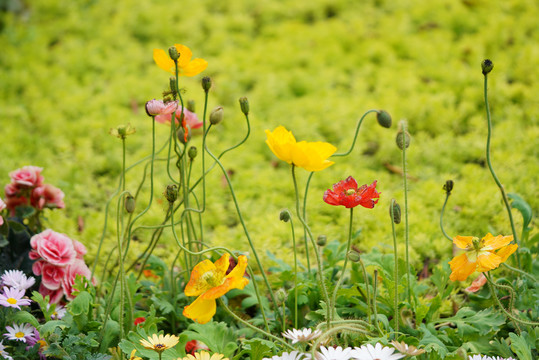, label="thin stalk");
[501,263,536,282]
[282,209,298,329]
[372,269,383,335]
[400,121,411,305]
[390,199,399,336]
[440,192,453,241]
[332,109,379,157]
[302,172,314,279]
[358,258,372,325]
